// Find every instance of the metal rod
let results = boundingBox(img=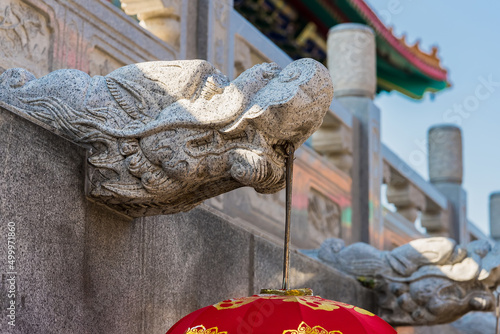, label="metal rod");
[282,143,294,290]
